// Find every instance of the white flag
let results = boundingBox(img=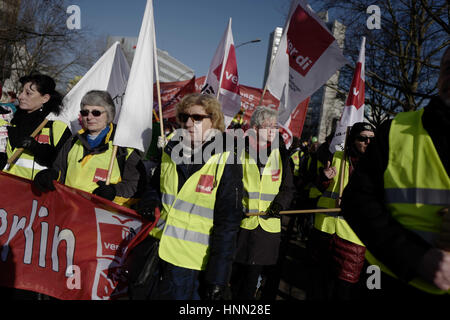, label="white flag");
[50,42,130,133]
[114,0,155,152]
[329,37,366,153]
[201,18,241,128]
[266,0,348,124]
